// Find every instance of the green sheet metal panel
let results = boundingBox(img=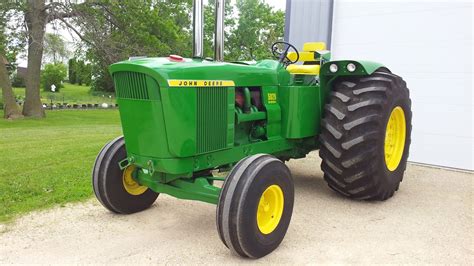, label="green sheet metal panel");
[279,85,320,139]
[114,74,172,159]
[262,85,282,139]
